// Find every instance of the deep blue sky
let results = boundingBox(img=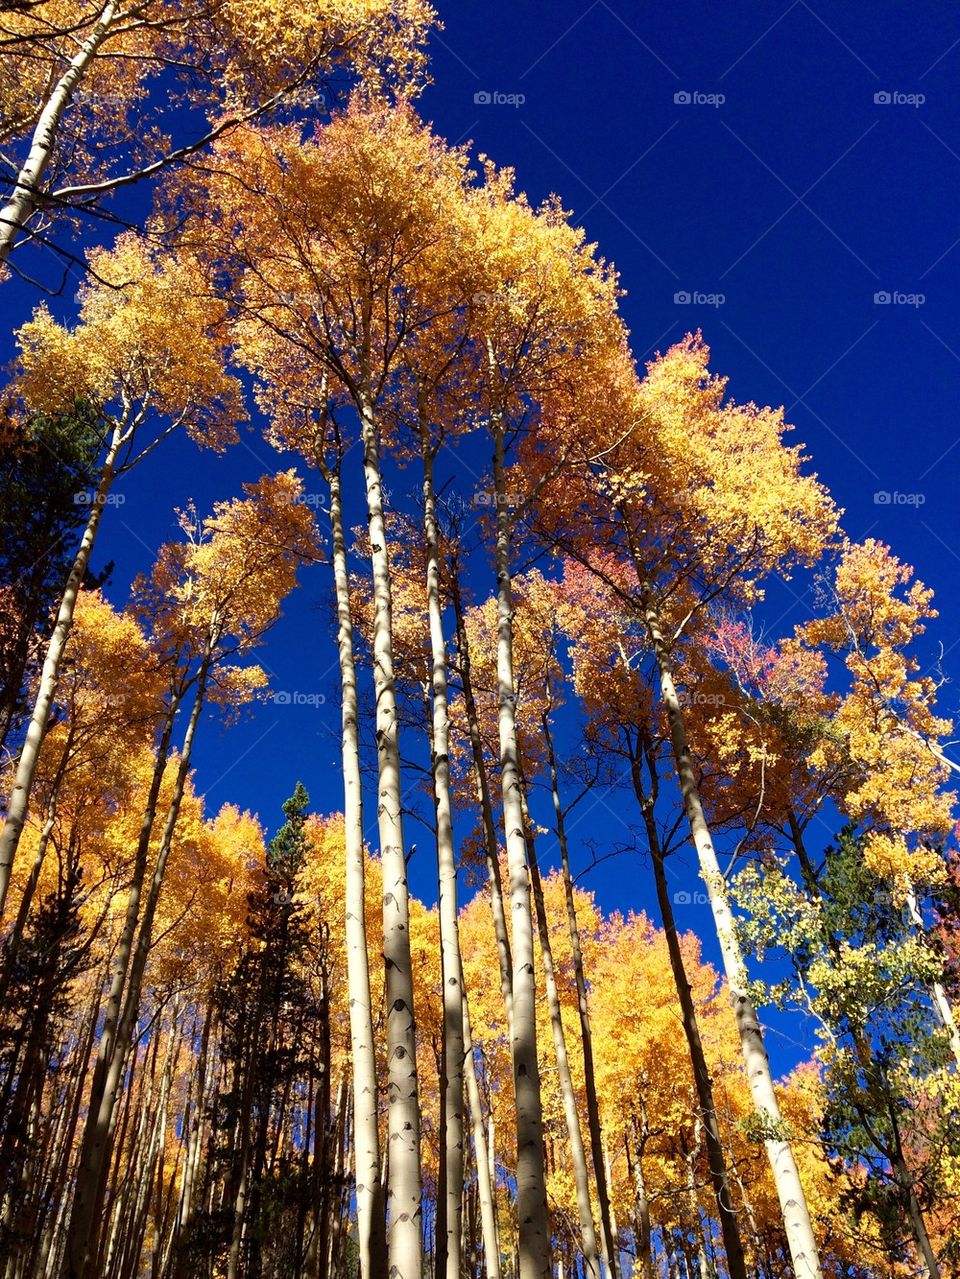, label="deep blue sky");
[5,0,960,1070]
